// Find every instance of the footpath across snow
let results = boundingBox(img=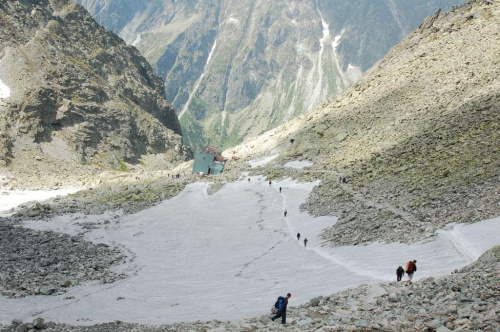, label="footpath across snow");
[0,177,499,325]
